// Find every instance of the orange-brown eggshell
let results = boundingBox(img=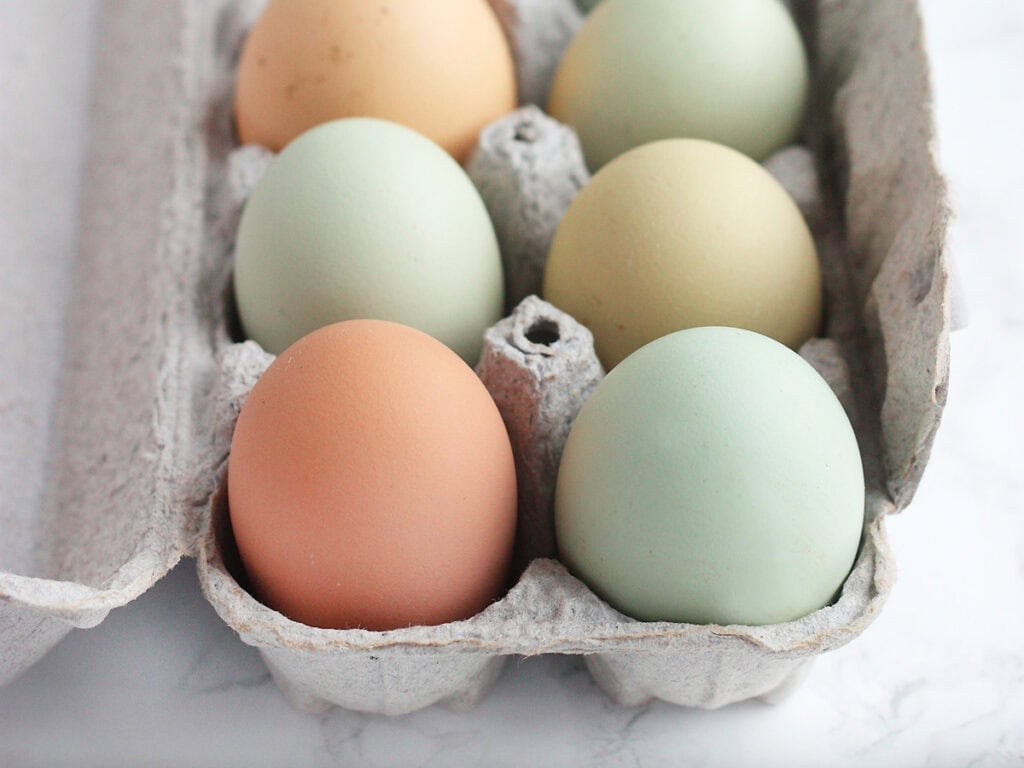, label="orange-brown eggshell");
[227,320,518,631]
